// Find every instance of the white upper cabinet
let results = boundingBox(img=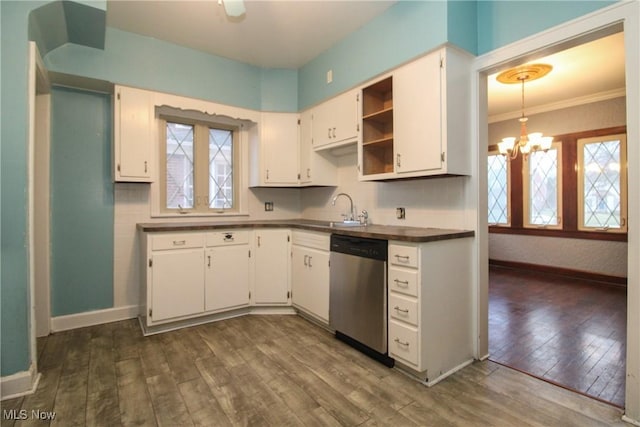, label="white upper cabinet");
[252,112,300,186]
[359,46,472,181]
[312,89,359,149]
[299,109,338,187]
[394,51,443,174]
[114,85,153,182]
